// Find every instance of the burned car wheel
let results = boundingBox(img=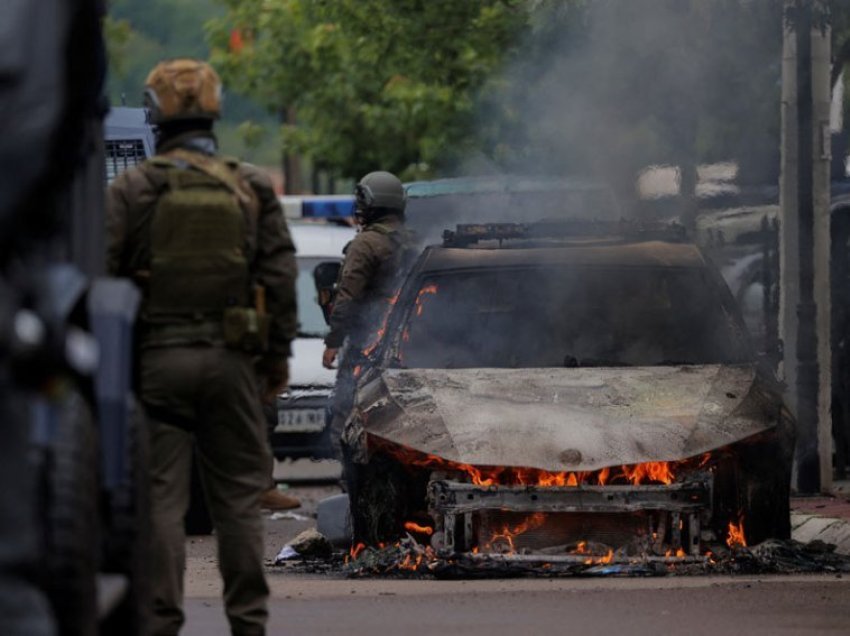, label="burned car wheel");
[739,469,791,545]
[347,453,423,545]
[736,436,793,545]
